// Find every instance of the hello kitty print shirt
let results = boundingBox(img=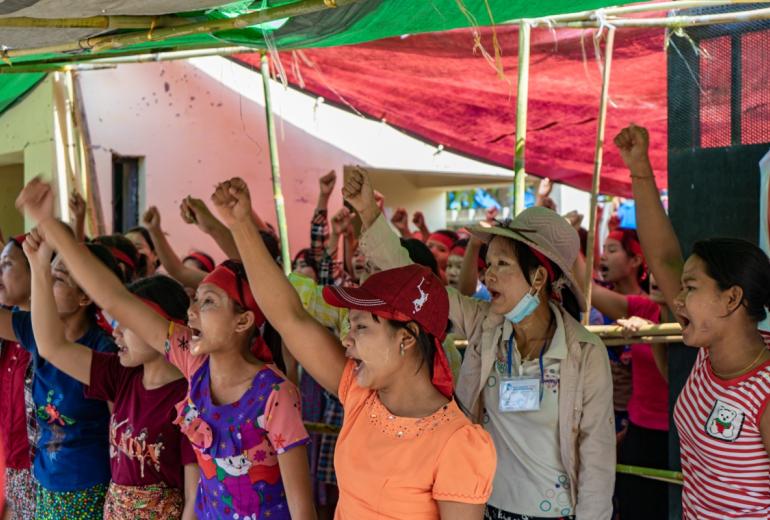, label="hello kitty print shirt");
[674,346,770,519]
[165,322,310,519]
